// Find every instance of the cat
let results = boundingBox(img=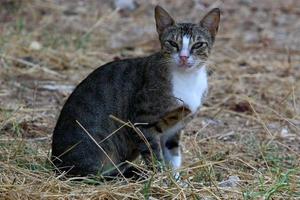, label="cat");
[51,5,220,178]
